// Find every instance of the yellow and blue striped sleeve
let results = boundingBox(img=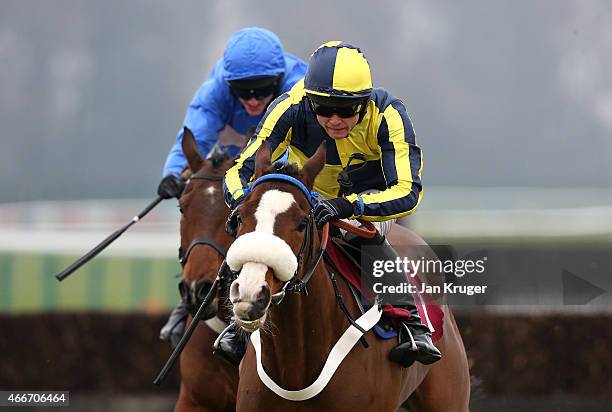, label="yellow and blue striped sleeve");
[223,93,295,207]
[346,101,423,221]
